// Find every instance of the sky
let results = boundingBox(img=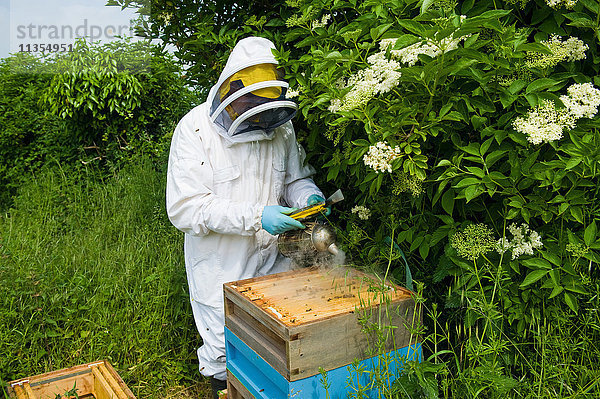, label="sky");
[1,0,140,59]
